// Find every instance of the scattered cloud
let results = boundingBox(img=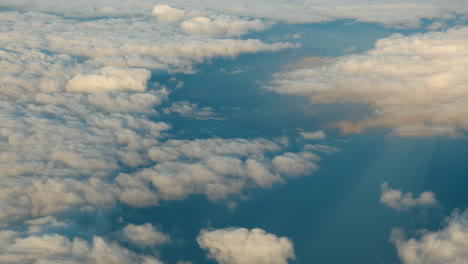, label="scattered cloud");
[267,27,468,137]
[0,230,163,264]
[391,210,468,264]
[299,130,326,140]
[122,223,169,247]
[163,101,223,120]
[380,182,437,211]
[197,227,295,264]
